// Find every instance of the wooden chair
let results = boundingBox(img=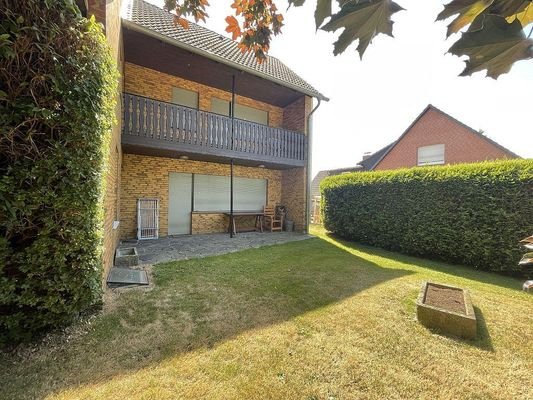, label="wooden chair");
[263,205,284,232]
